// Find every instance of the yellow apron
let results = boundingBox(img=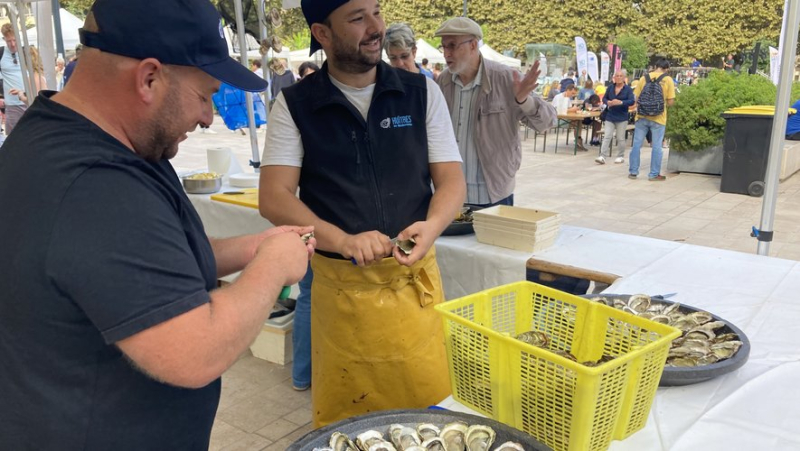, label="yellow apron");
[310,247,451,427]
